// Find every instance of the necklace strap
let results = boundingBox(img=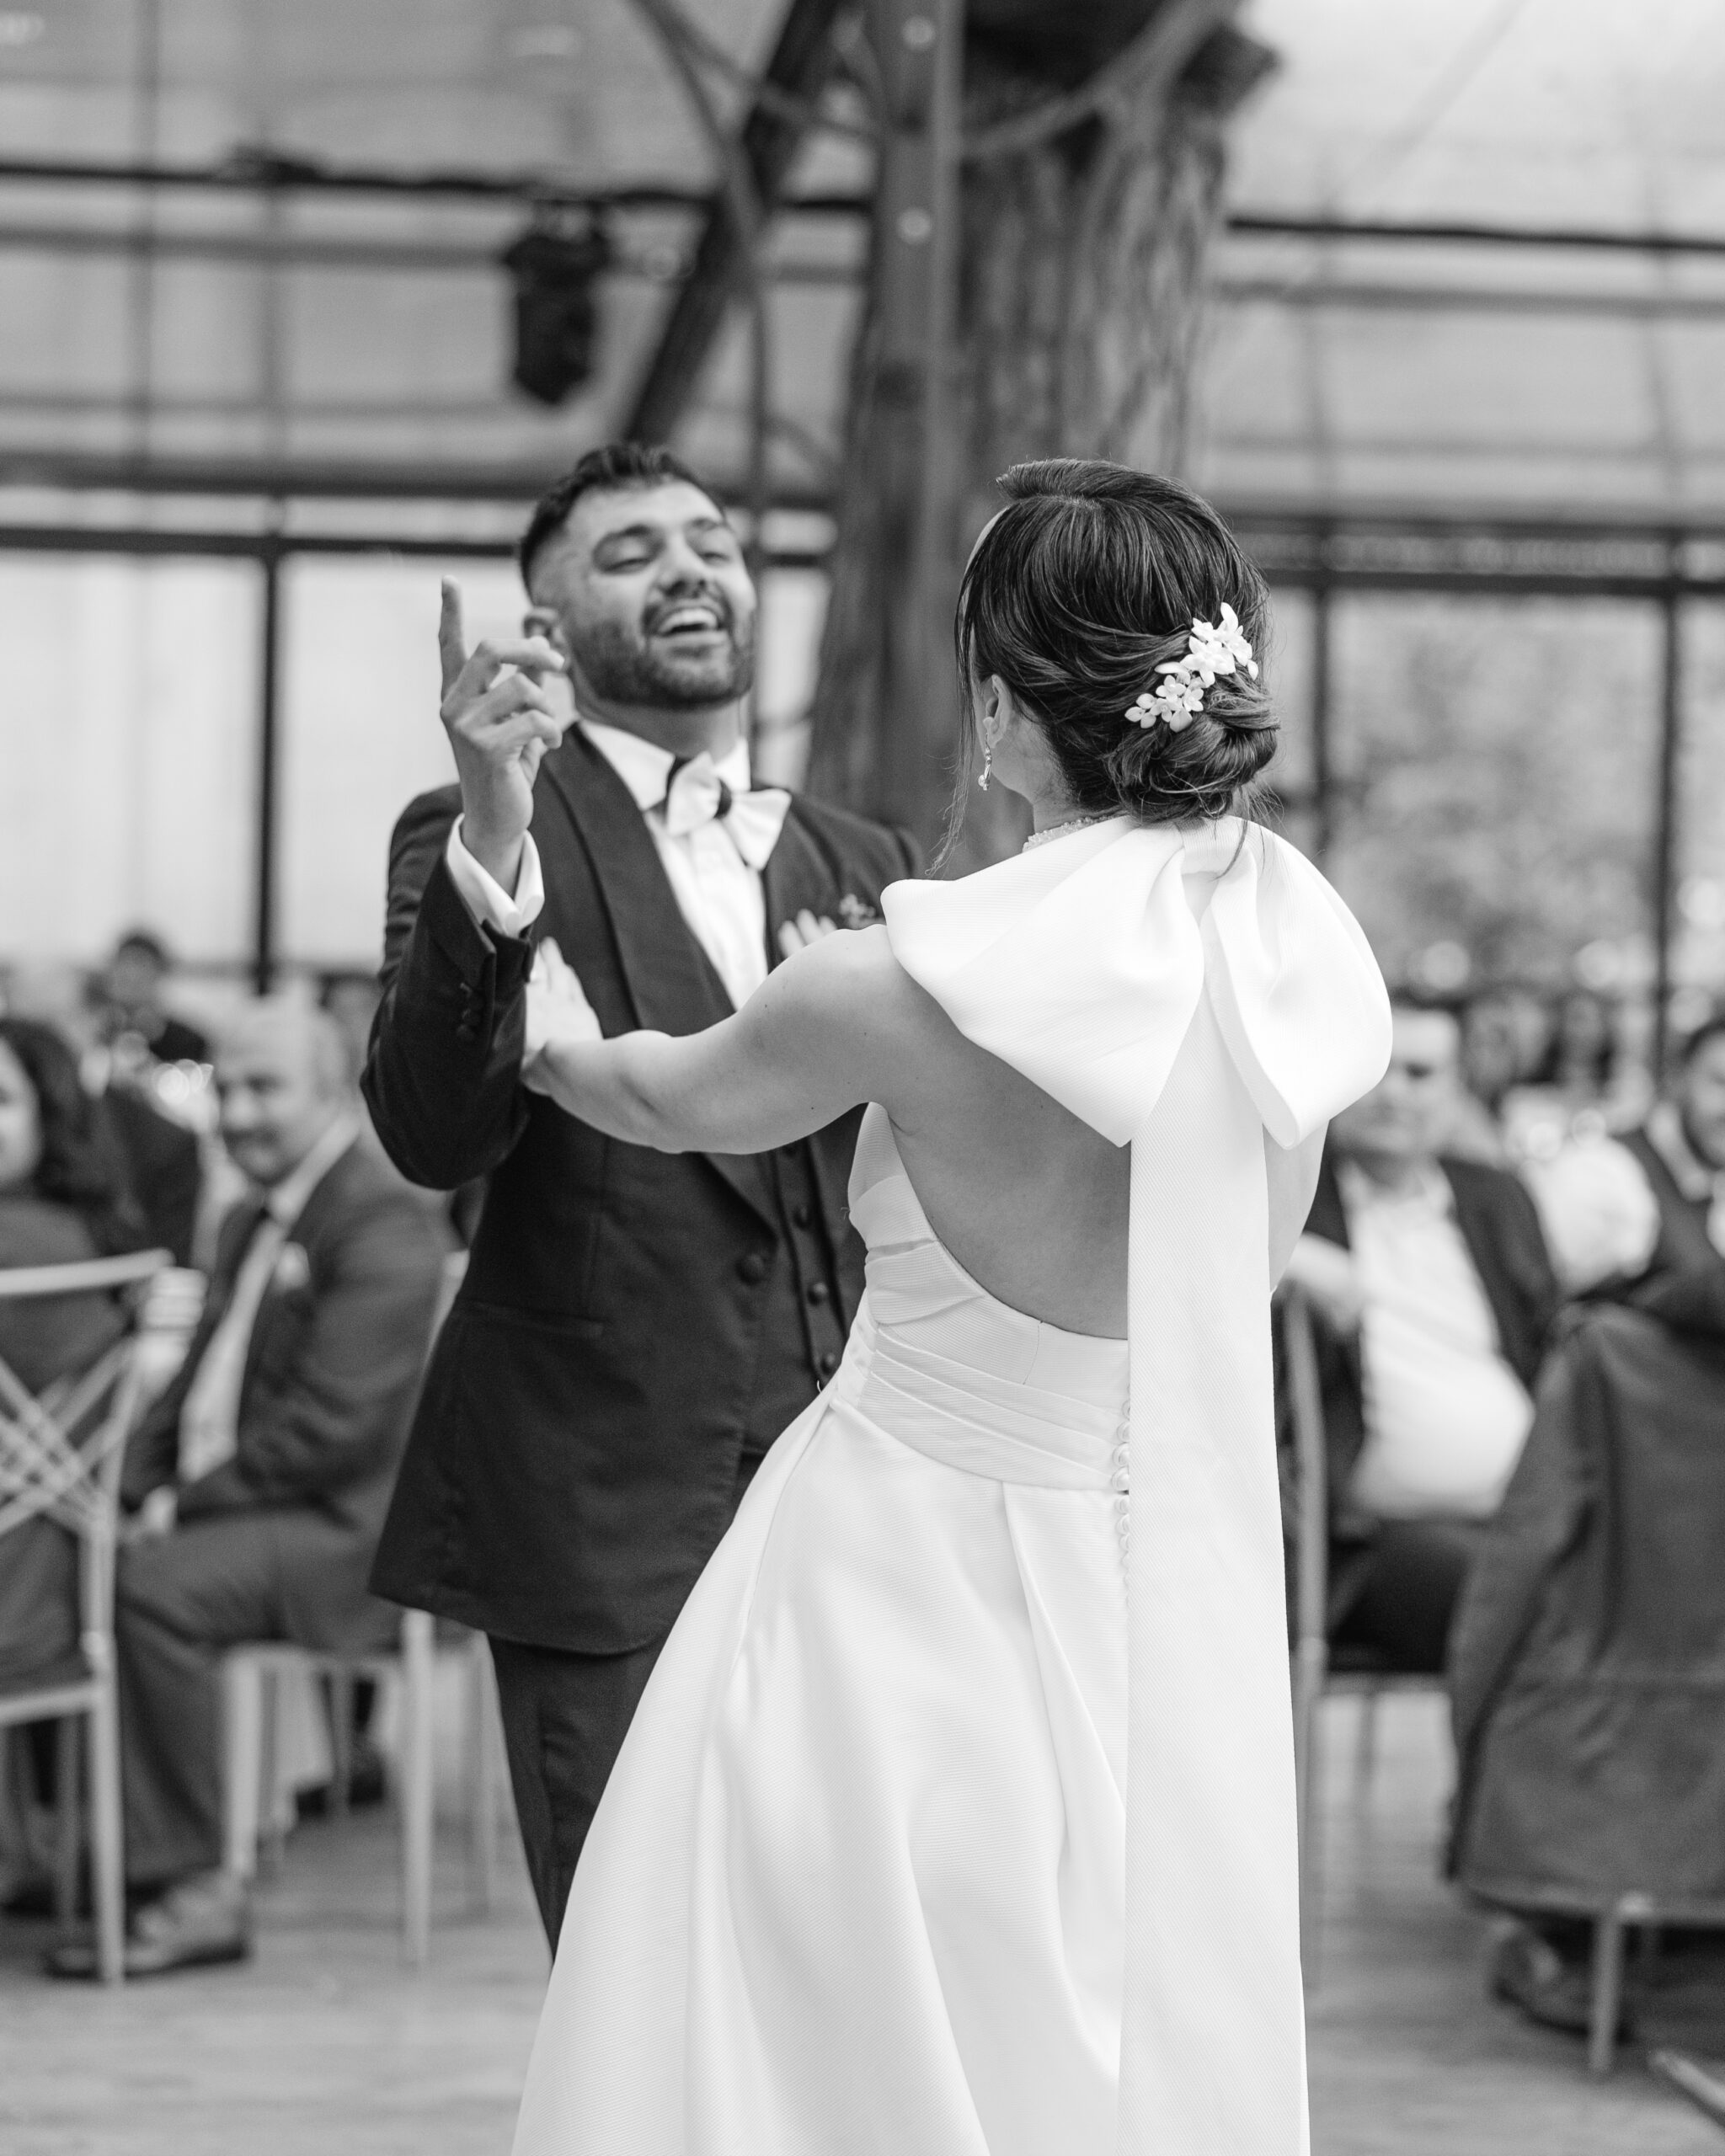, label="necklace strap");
[1022,813,1112,853]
